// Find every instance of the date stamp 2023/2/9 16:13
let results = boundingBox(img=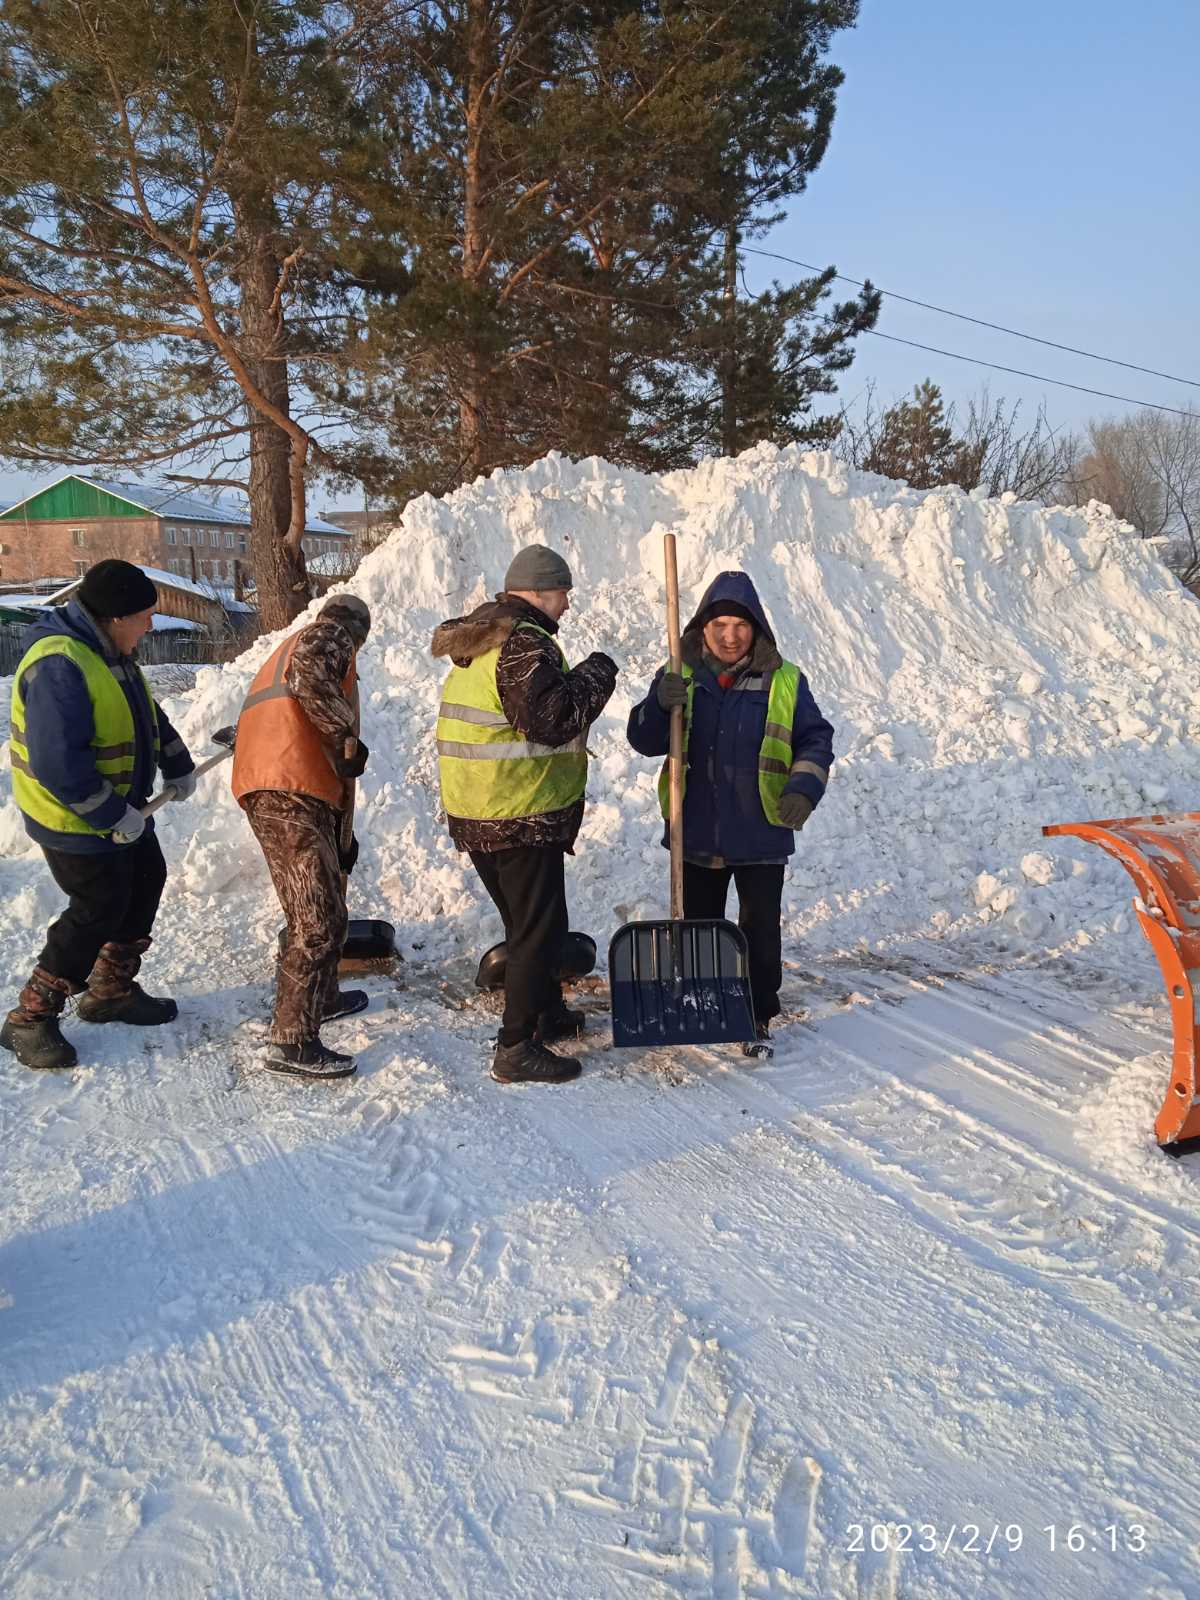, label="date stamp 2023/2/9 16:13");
[845,1523,1148,1557]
